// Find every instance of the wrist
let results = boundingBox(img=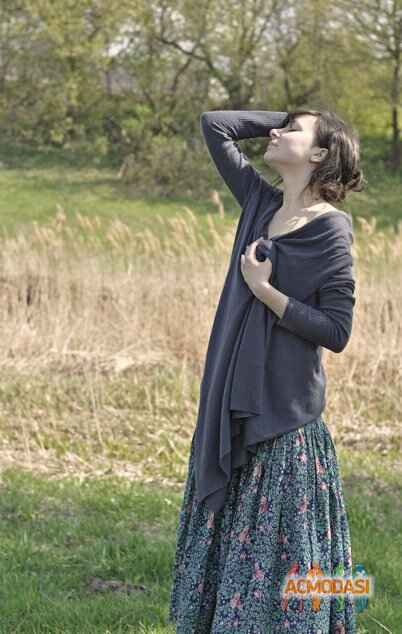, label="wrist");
[252,280,273,301]
[253,281,290,322]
